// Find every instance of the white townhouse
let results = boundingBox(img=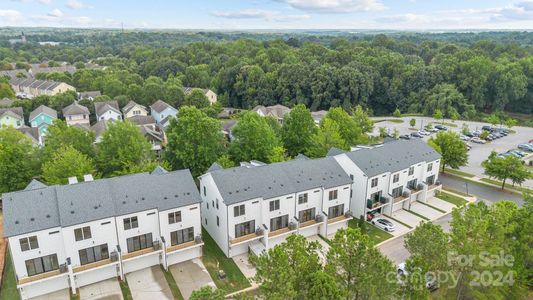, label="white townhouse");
[95,100,122,121]
[199,156,353,258]
[2,168,203,300]
[332,139,442,221]
[150,100,178,128]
